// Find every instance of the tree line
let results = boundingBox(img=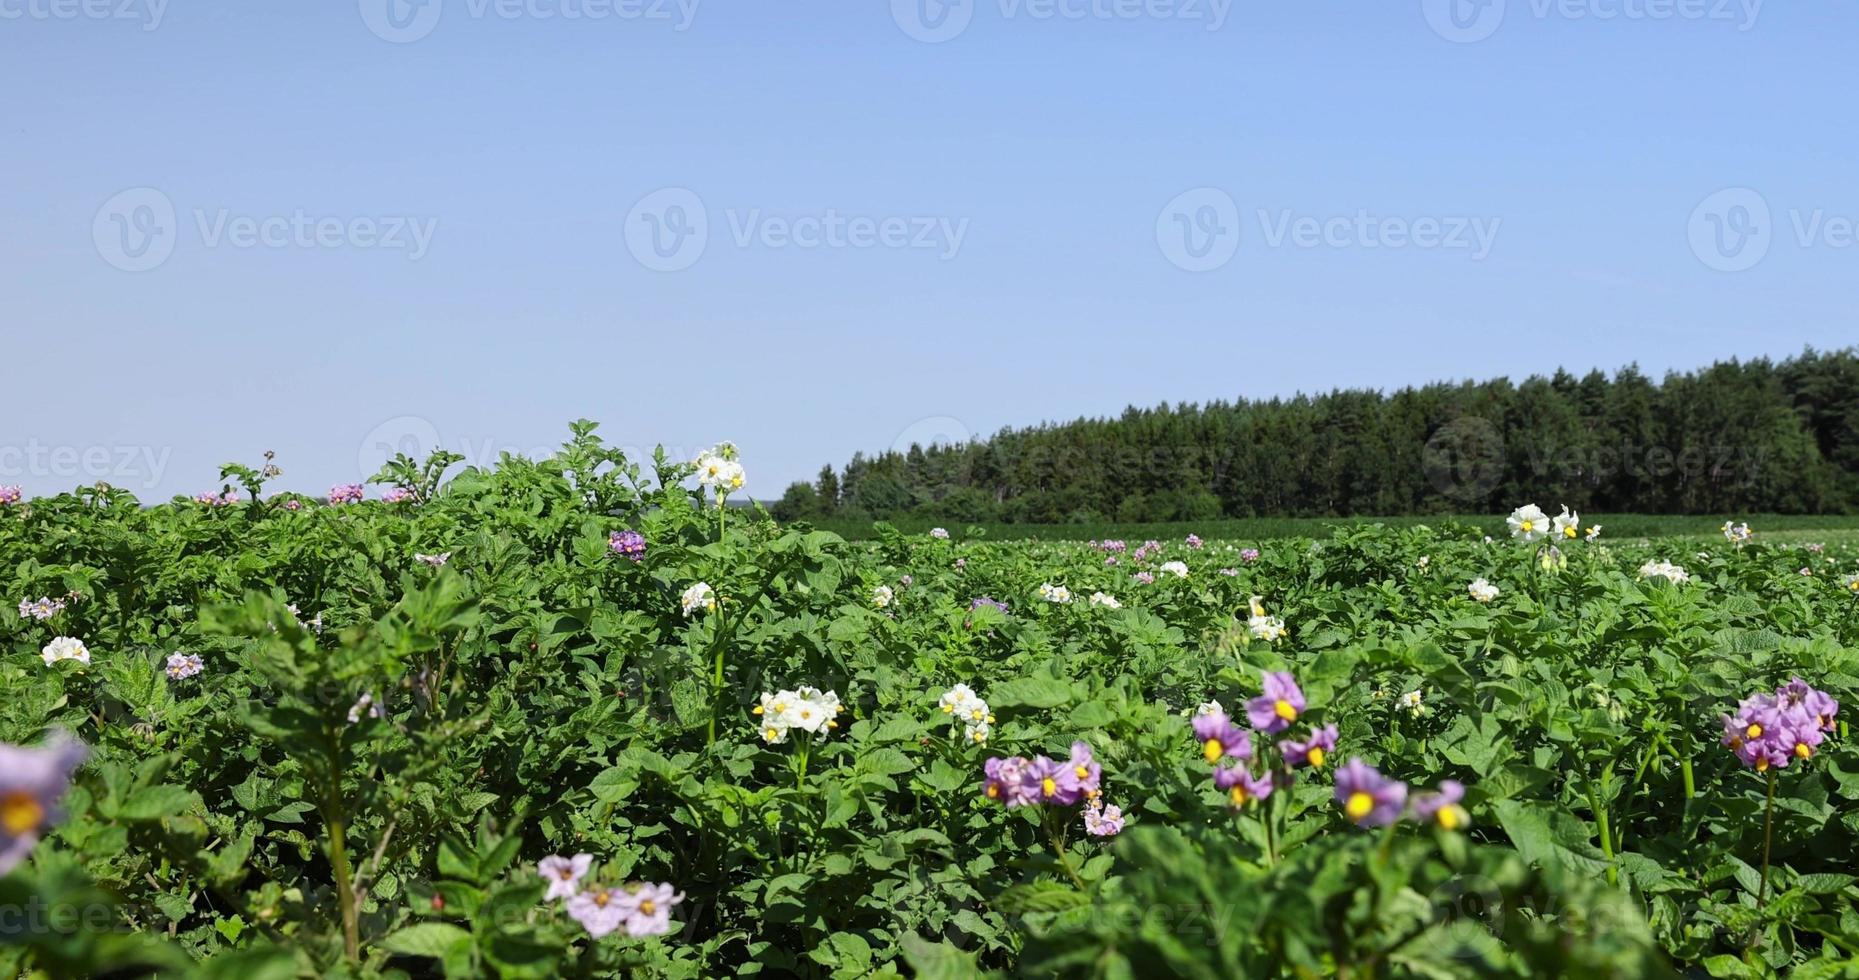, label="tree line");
[772,349,1859,524]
